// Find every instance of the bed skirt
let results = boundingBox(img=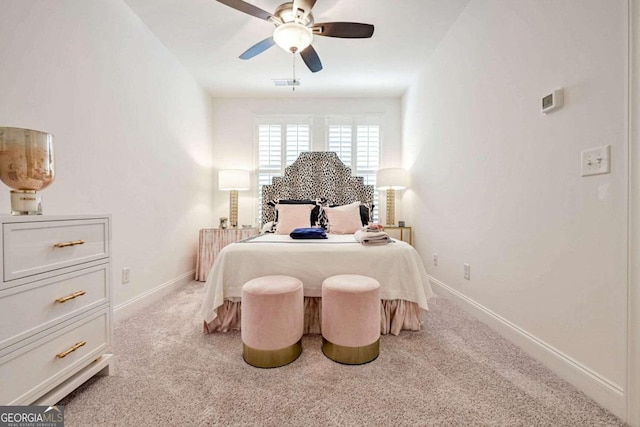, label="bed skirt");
[203,297,423,336]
